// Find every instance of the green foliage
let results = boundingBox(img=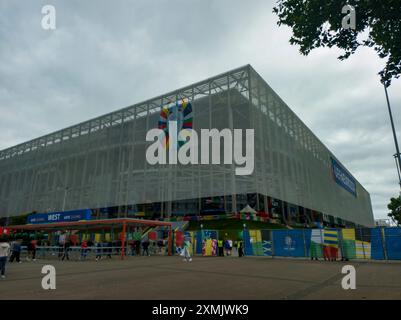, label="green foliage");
[273,0,401,86]
[388,196,401,225]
